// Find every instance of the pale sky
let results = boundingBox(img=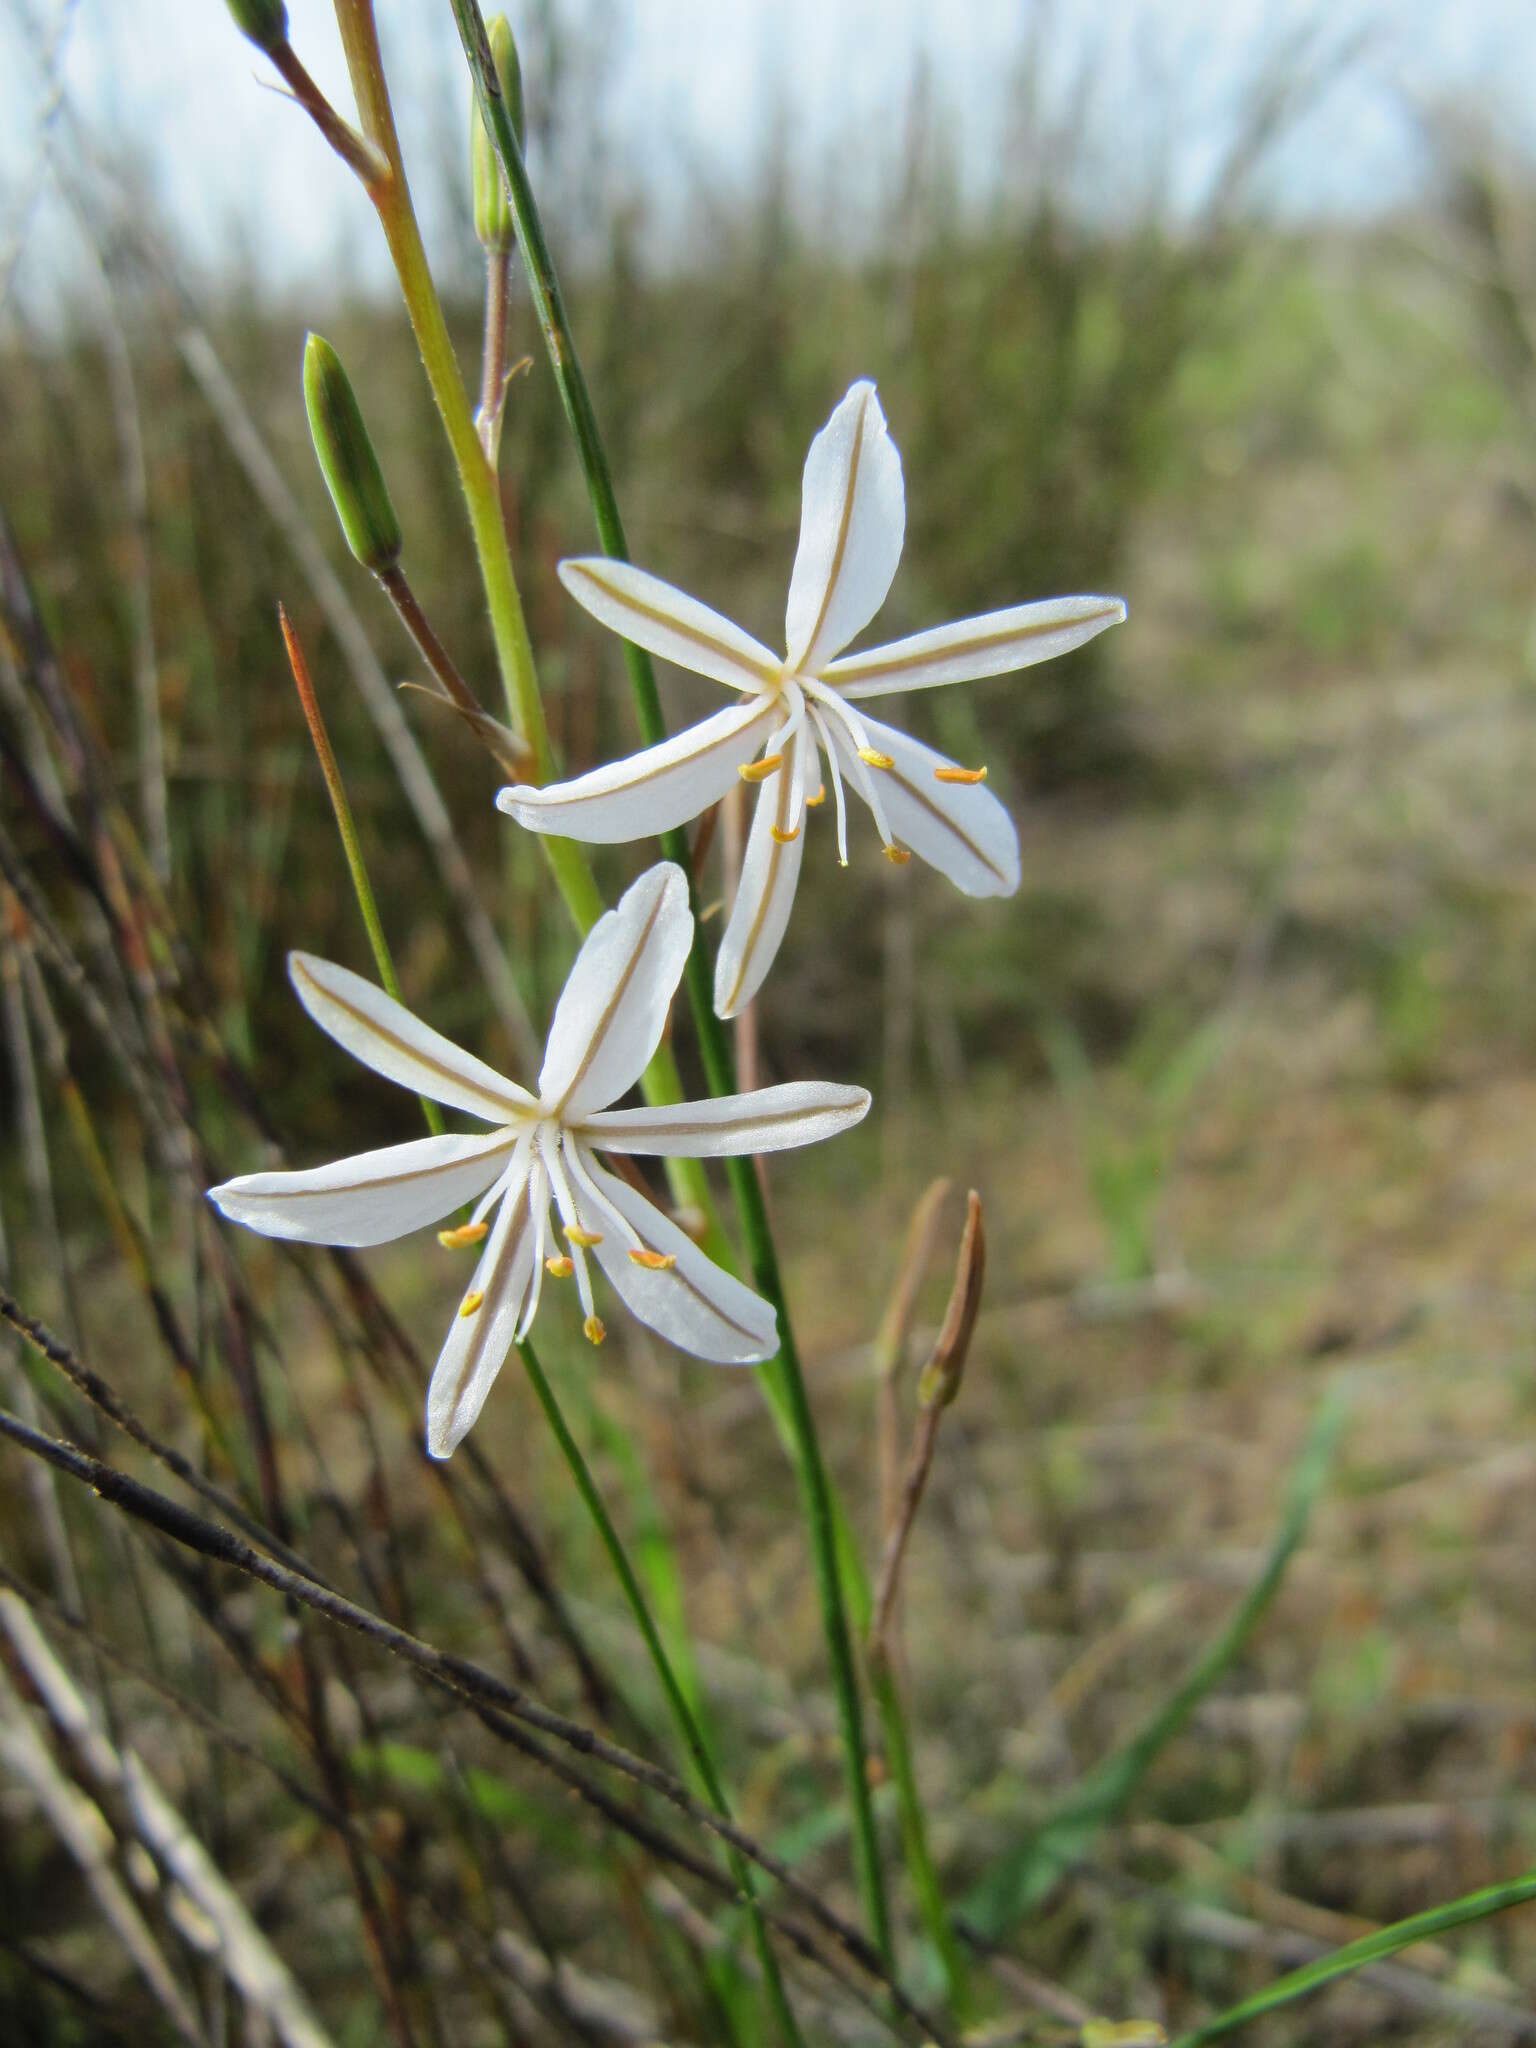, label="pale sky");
[1,0,1533,311]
